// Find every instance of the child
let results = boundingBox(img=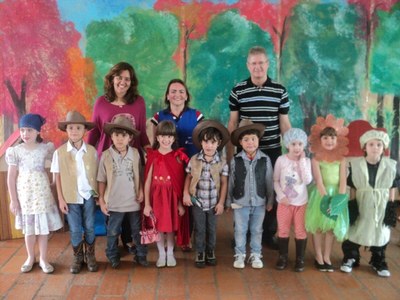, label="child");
[341,130,398,277]
[6,114,63,274]
[97,115,148,268]
[143,120,189,267]
[305,114,349,272]
[226,119,274,269]
[51,111,99,274]
[183,120,230,268]
[274,128,312,272]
